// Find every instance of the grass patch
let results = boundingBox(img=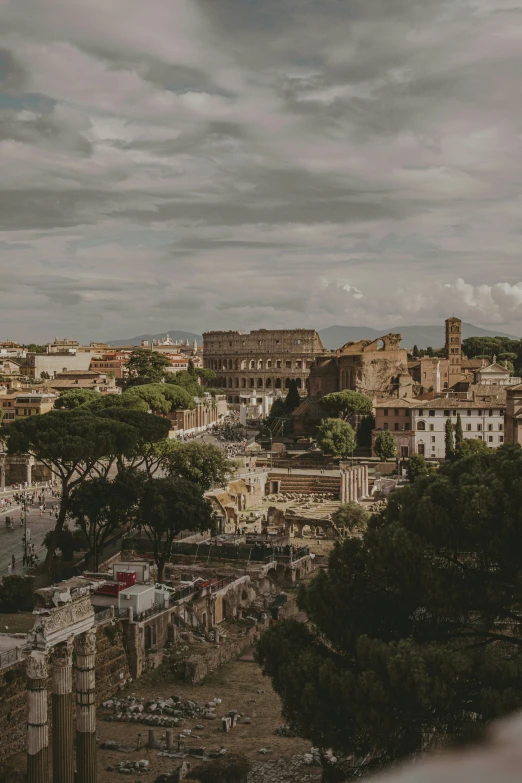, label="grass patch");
[0,612,35,633]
